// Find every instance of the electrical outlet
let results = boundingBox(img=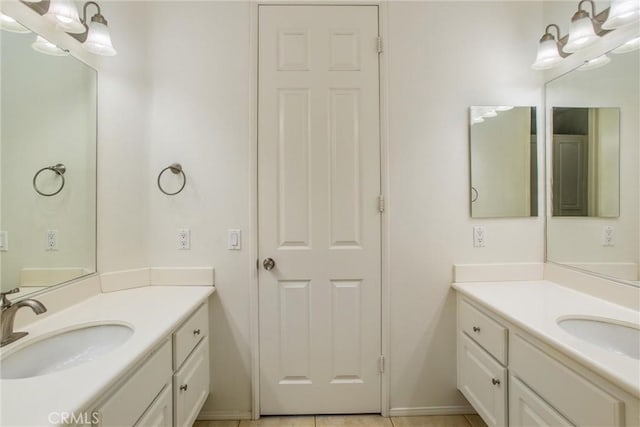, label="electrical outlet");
[228,229,242,250]
[602,225,615,247]
[178,228,191,250]
[473,226,486,248]
[0,231,7,251]
[46,229,58,251]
